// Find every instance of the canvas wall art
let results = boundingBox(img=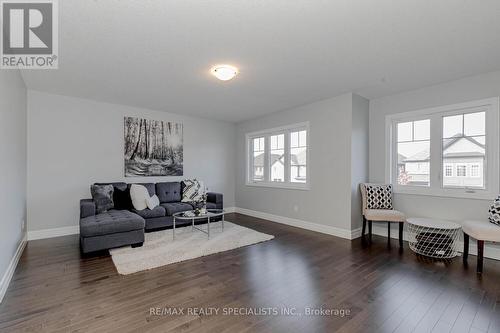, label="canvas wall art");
[124,117,183,177]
